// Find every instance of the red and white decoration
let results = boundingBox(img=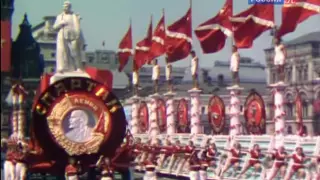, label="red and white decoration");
[150,11,166,60]
[134,17,153,71]
[165,95,176,134]
[272,88,286,138]
[229,91,242,136]
[195,0,233,54]
[230,4,274,48]
[148,98,160,137]
[277,0,320,38]
[189,90,202,134]
[118,22,133,72]
[165,7,192,62]
[130,99,140,134]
